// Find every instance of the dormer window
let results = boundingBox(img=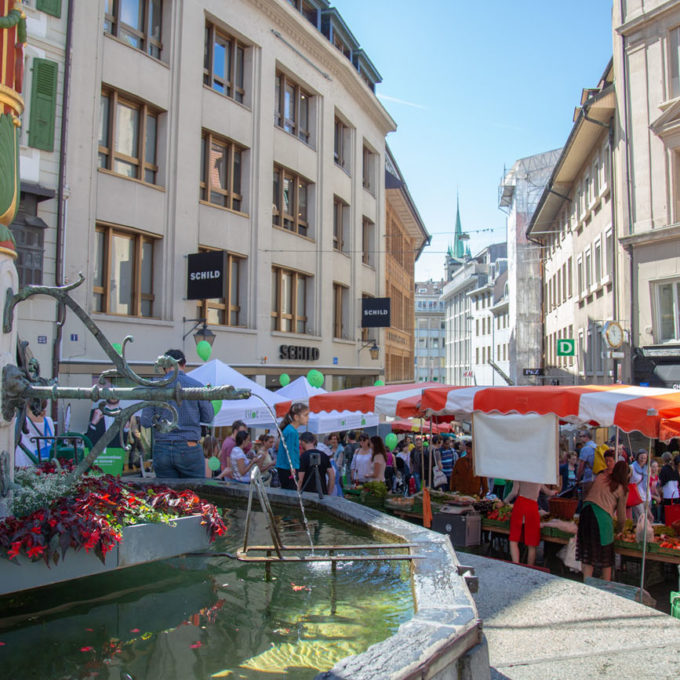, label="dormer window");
[286,0,319,27]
